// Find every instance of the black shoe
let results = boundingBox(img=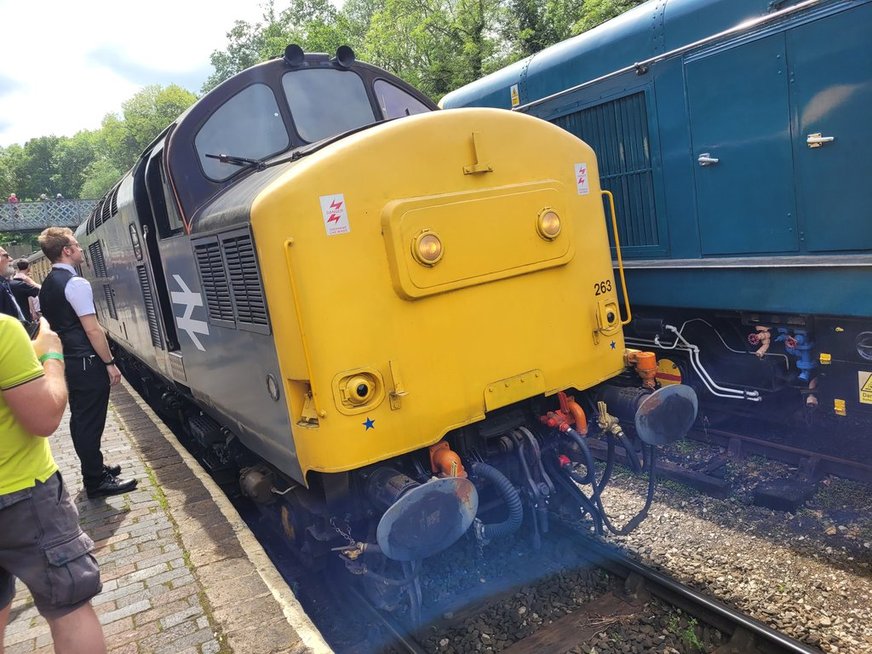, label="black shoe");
[87,474,137,499]
[104,463,121,477]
